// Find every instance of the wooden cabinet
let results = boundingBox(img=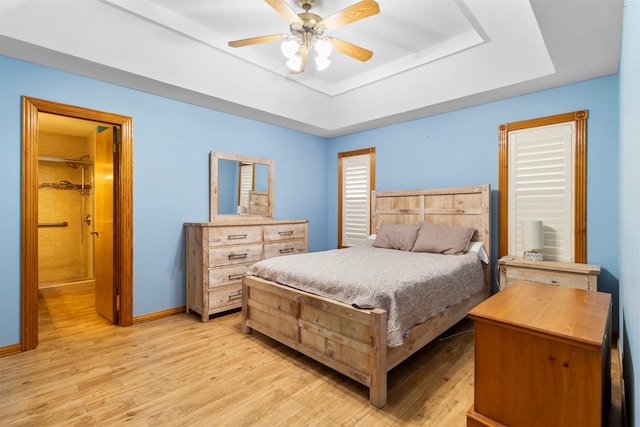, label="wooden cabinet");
[467,281,611,427]
[185,219,307,322]
[498,257,600,291]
